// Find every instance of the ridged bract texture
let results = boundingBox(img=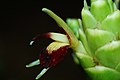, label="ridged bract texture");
[68,0,120,80]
